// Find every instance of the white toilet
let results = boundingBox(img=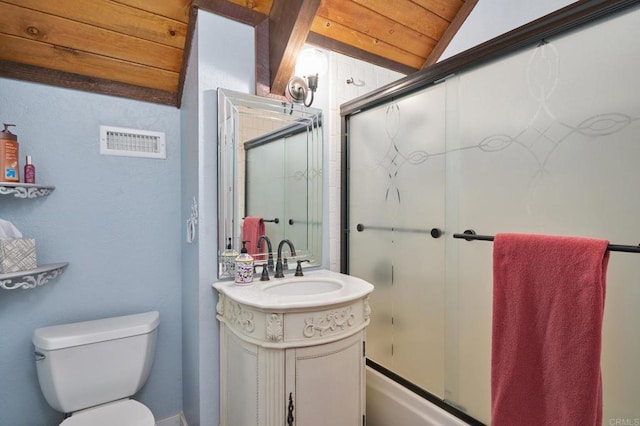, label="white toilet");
[32,311,160,425]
